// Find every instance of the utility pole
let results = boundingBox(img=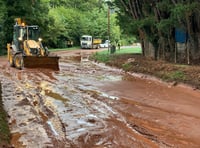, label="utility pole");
[107,4,110,51]
[105,0,111,51]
